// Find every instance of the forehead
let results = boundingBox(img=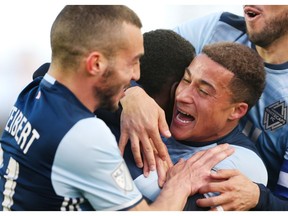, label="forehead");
[126,23,143,43]
[120,22,144,56]
[187,54,234,88]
